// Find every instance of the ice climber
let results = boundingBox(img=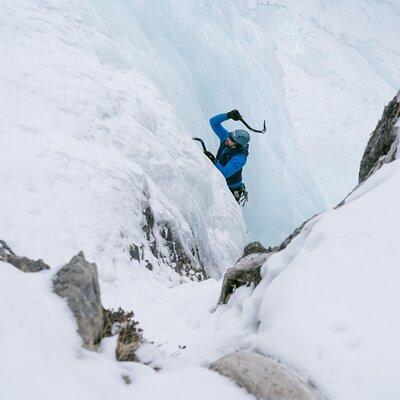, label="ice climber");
[208,109,250,205]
